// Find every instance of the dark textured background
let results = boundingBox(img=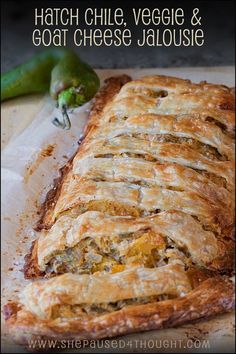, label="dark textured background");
[1,0,235,71]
